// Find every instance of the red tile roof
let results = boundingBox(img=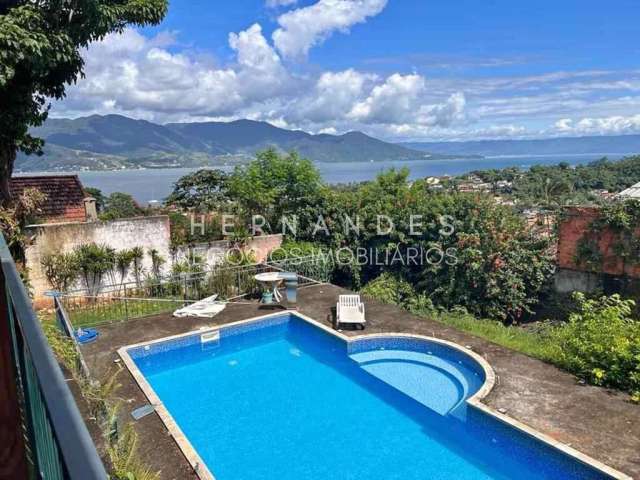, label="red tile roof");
[10,175,87,223]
